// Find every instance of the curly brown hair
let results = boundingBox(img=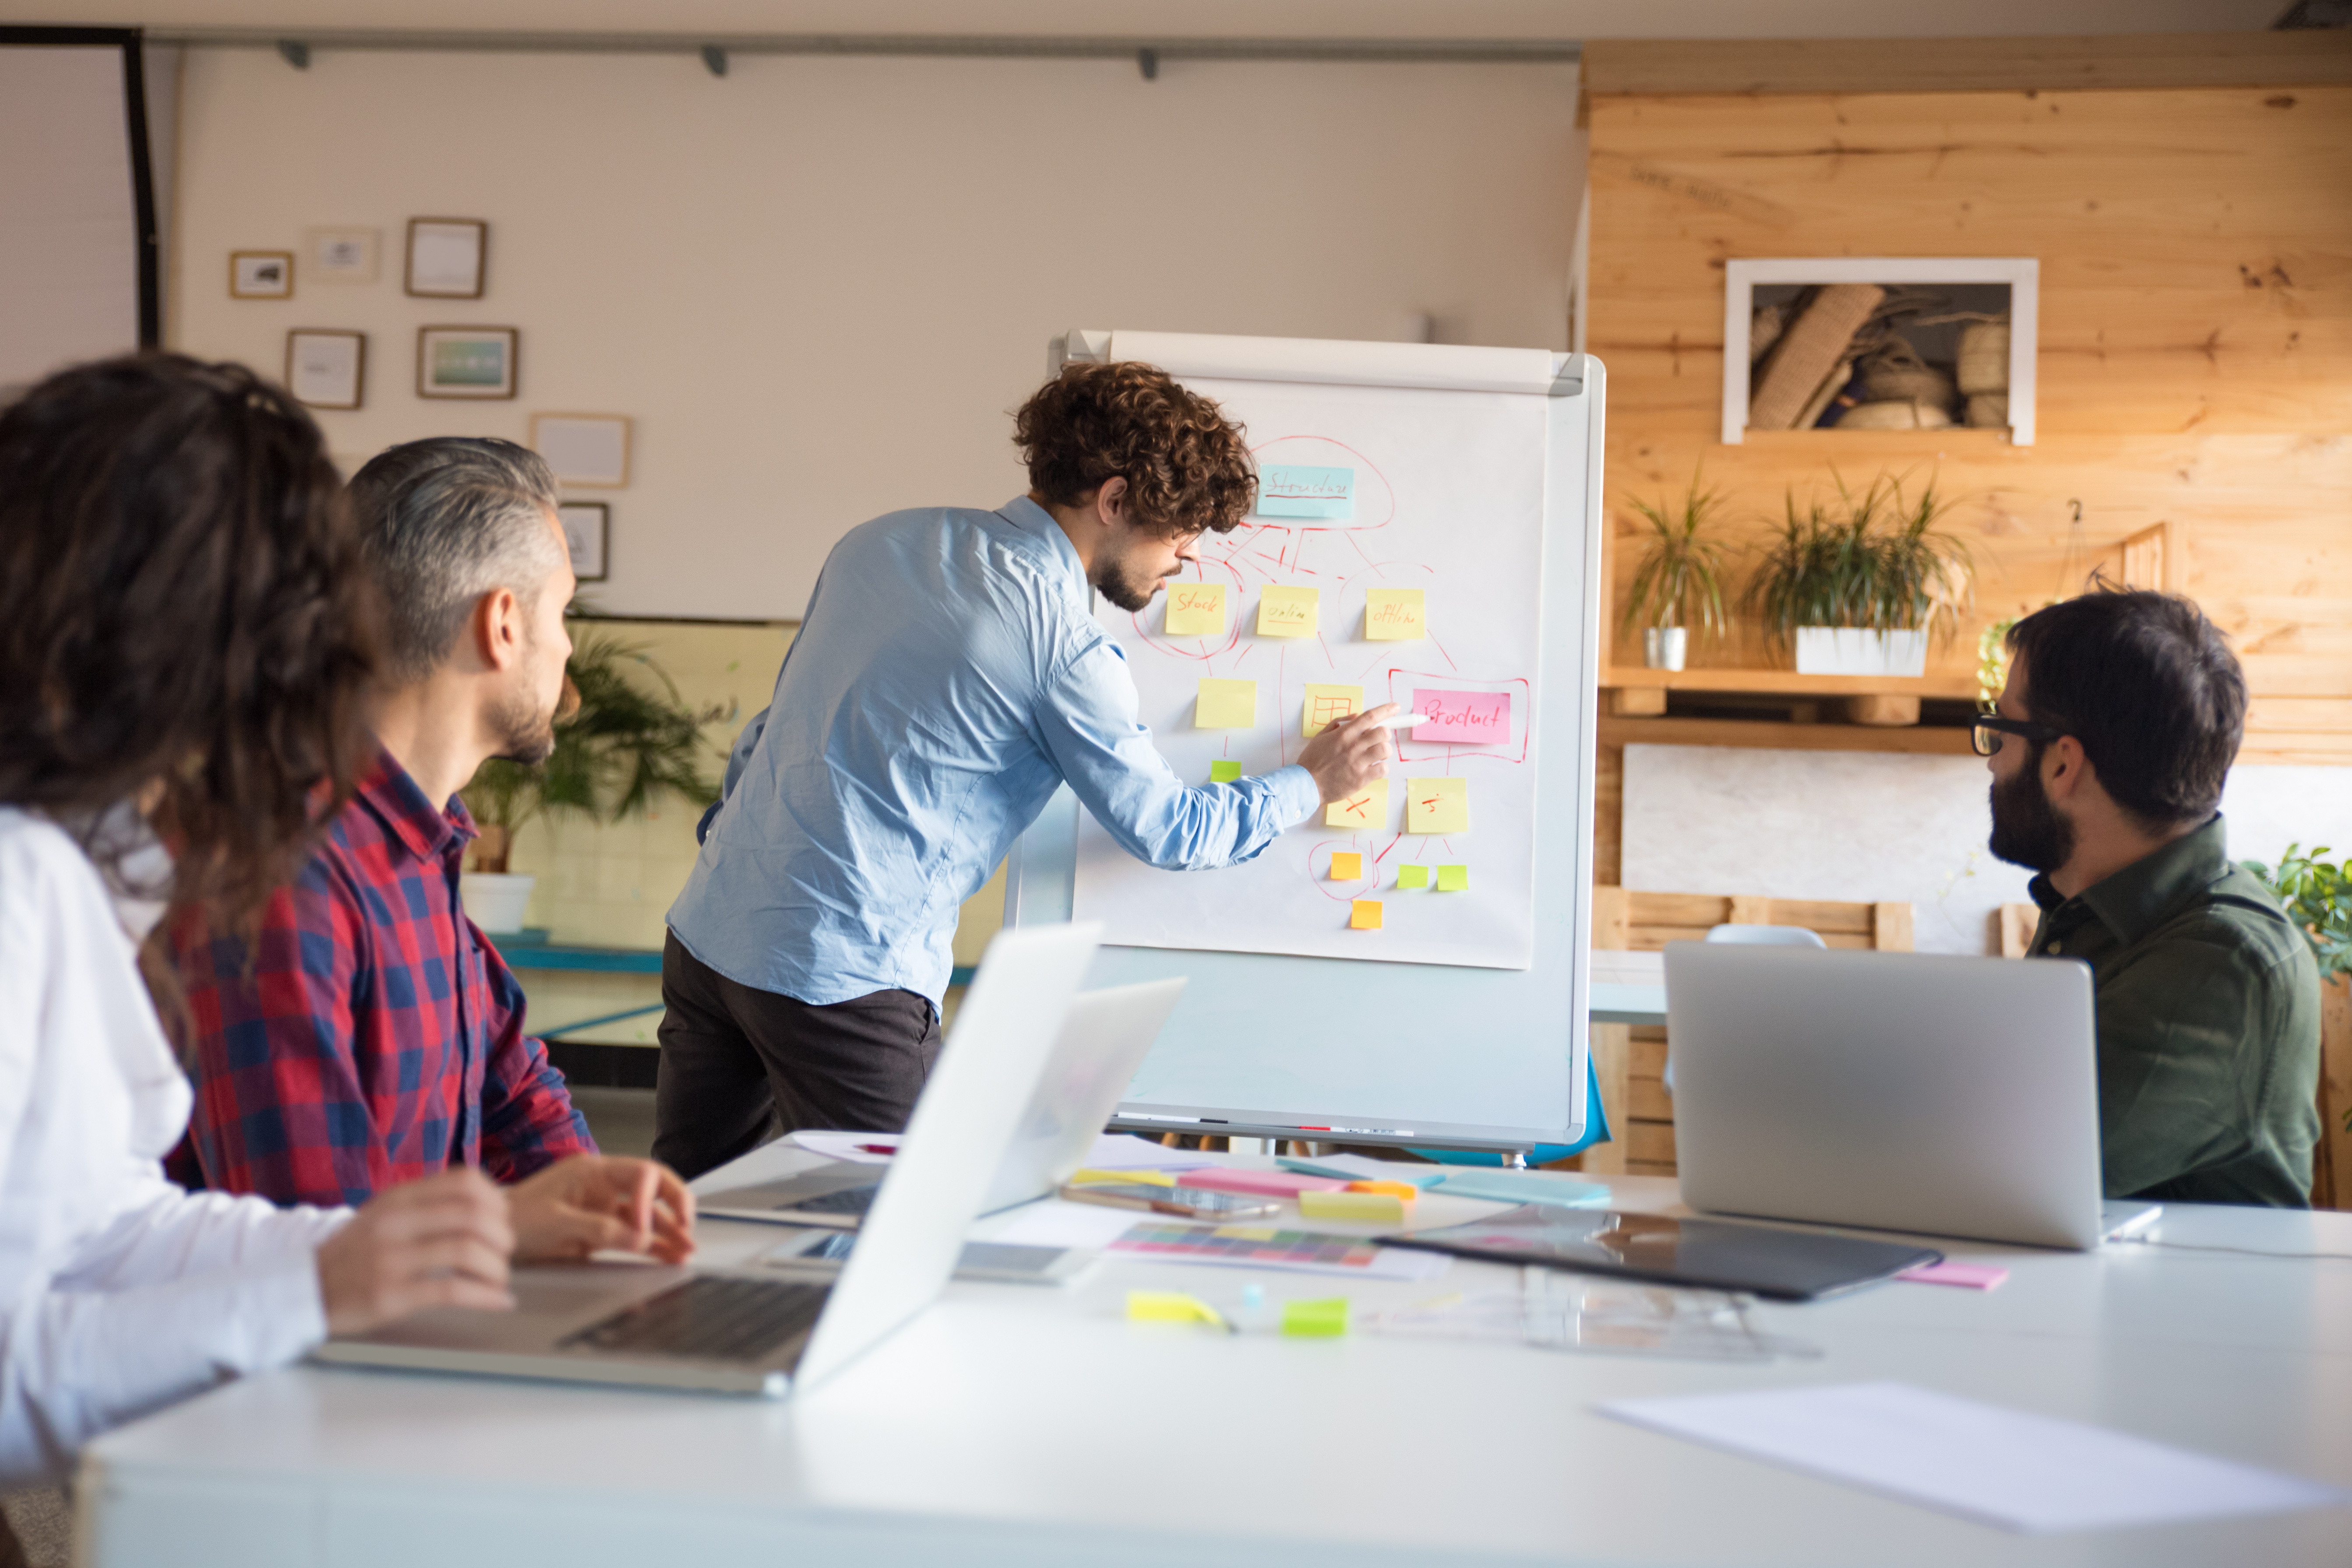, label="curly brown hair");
[0,354,381,941]
[1013,361,1256,537]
